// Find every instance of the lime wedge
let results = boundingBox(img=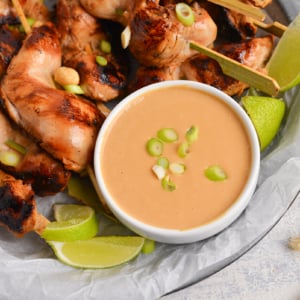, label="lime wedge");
[242,96,286,151]
[41,204,98,242]
[267,14,300,91]
[48,236,145,268]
